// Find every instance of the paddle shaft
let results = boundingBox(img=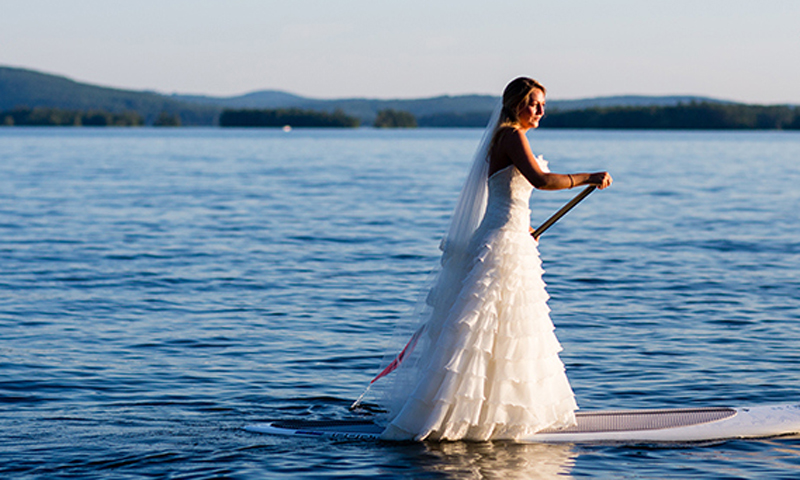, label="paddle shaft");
[532,186,596,241]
